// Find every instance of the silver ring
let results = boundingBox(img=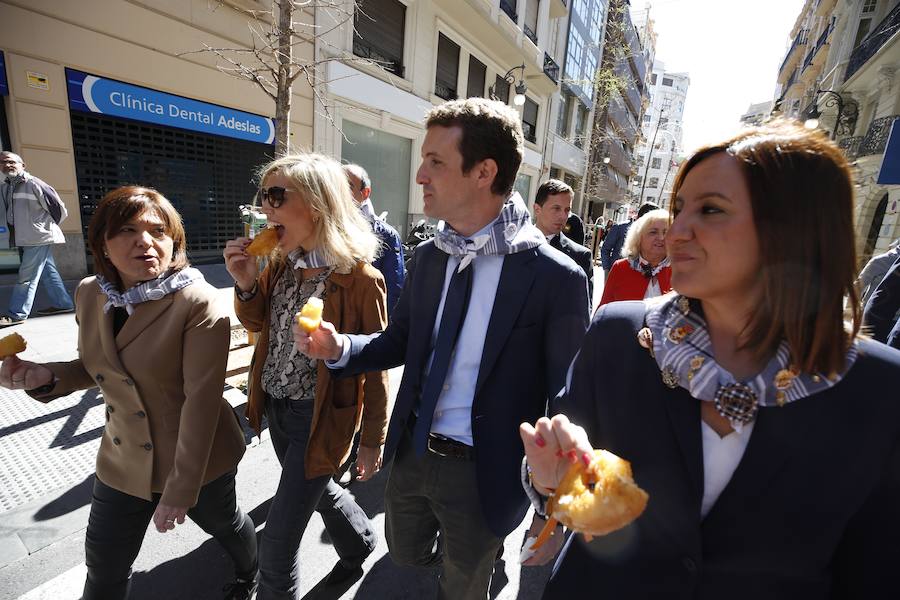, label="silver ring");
[165,518,175,523]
